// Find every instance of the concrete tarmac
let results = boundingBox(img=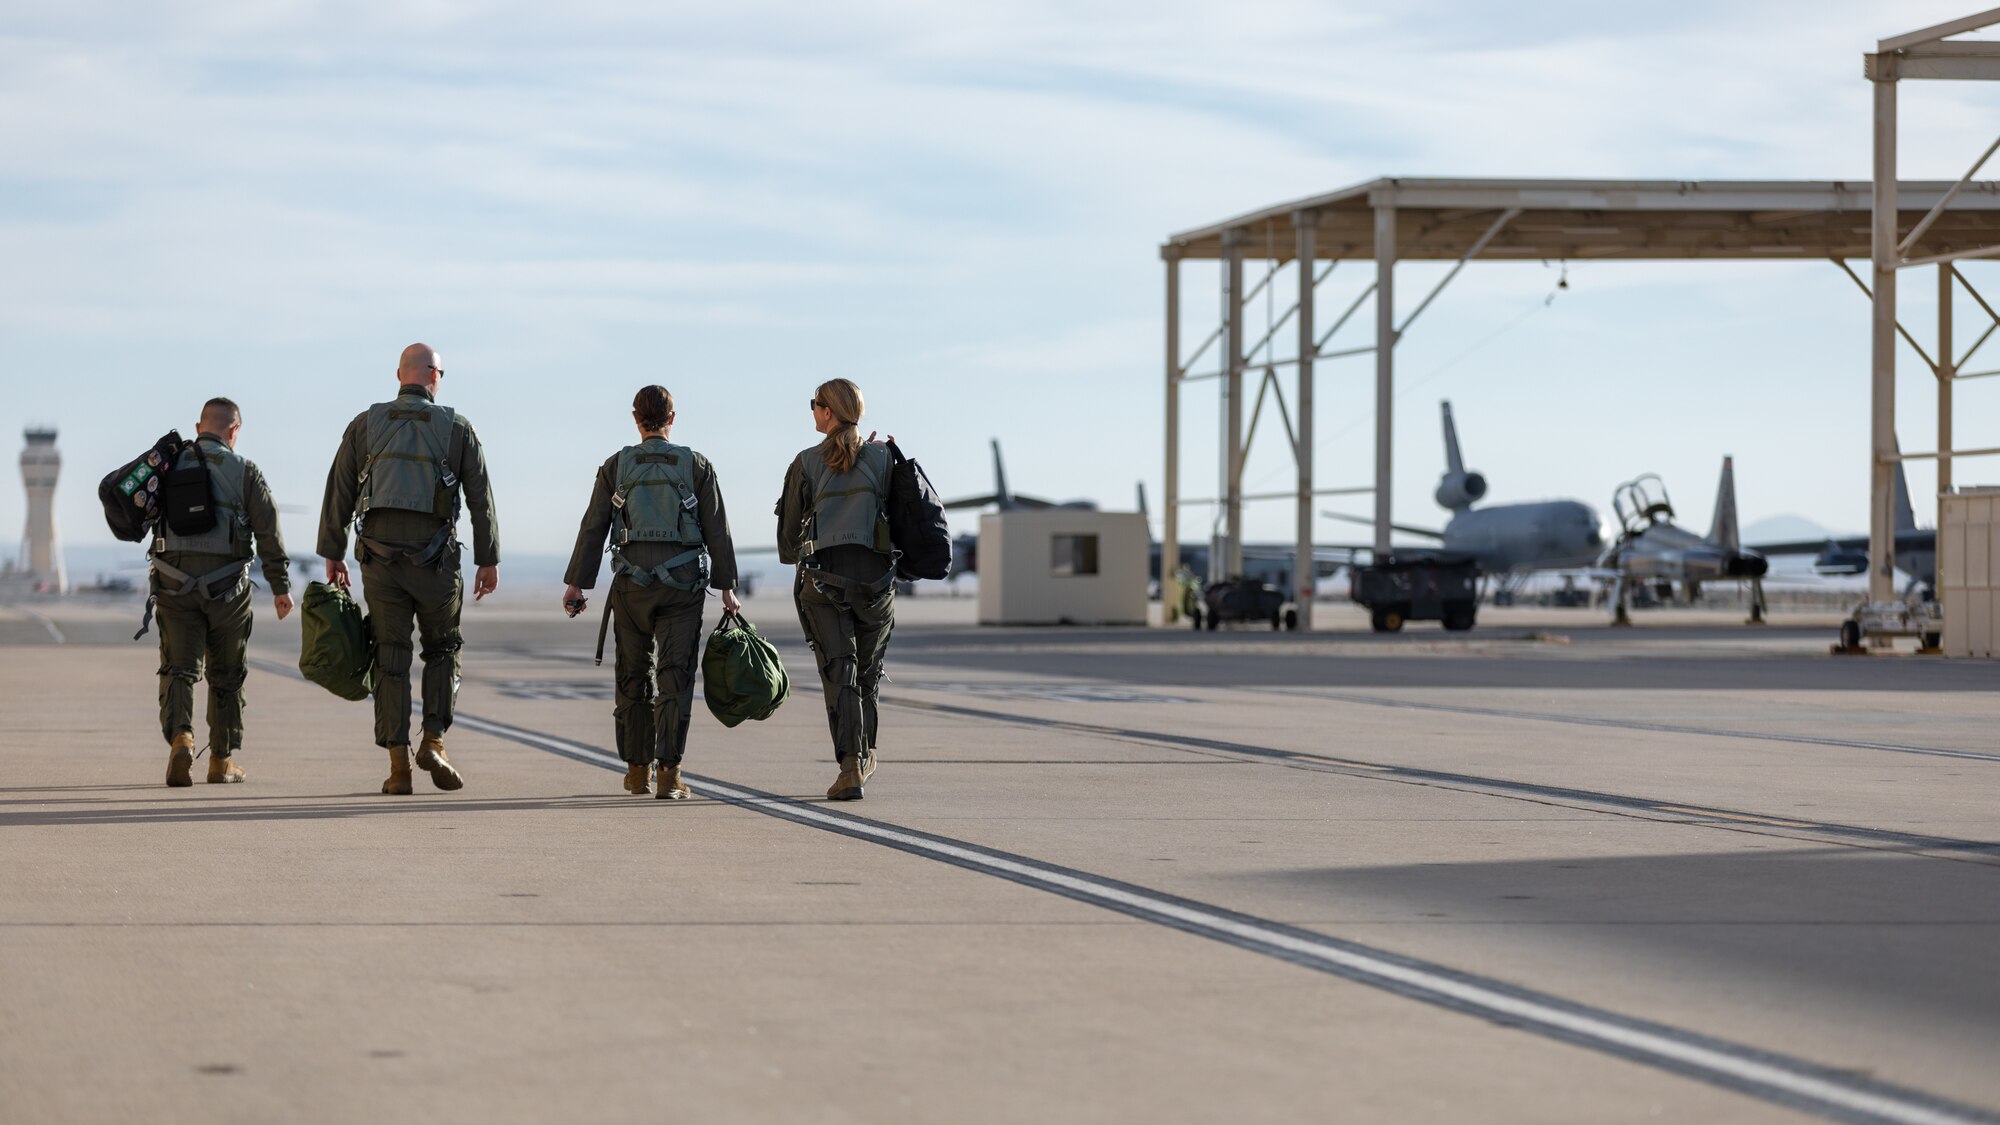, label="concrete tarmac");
[1,593,1996,1124]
